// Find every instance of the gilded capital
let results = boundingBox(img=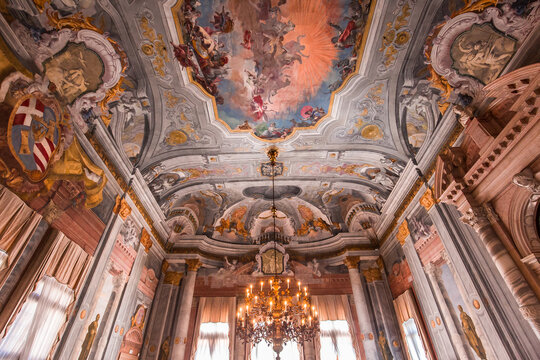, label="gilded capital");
[186,259,202,272]
[114,196,131,220]
[140,228,152,253]
[363,267,382,282]
[344,256,360,269]
[396,220,410,246]
[376,257,385,272]
[164,271,183,285]
[161,260,169,274]
[419,188,437,211]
